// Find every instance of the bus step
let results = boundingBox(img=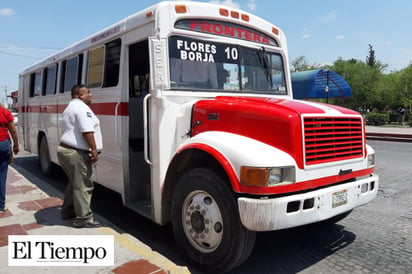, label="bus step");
[128,200,152,220]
